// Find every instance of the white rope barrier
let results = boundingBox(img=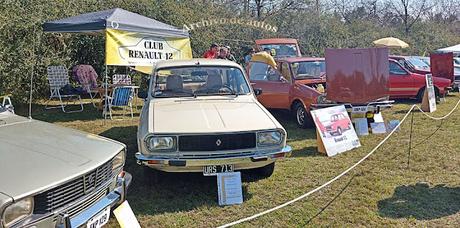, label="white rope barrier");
[218,98,460,228]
